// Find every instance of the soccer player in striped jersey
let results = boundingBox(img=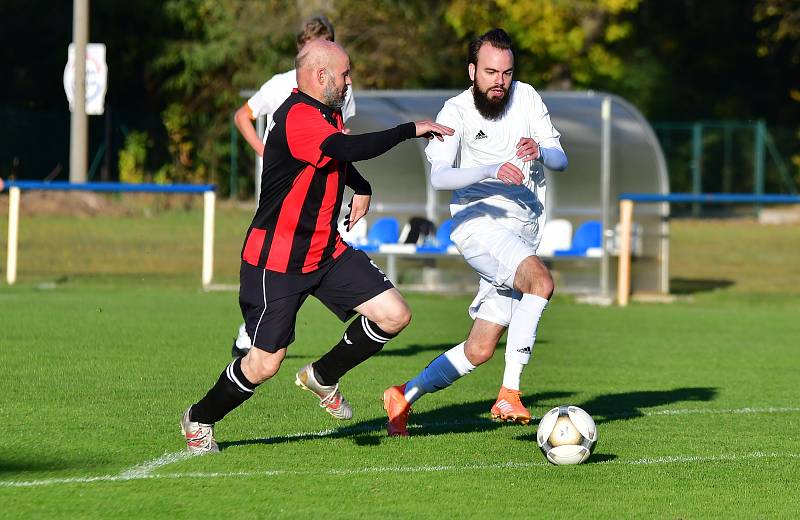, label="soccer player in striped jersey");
[383,28,569,436]
[231,16,357,358]
[181,39,453,454]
